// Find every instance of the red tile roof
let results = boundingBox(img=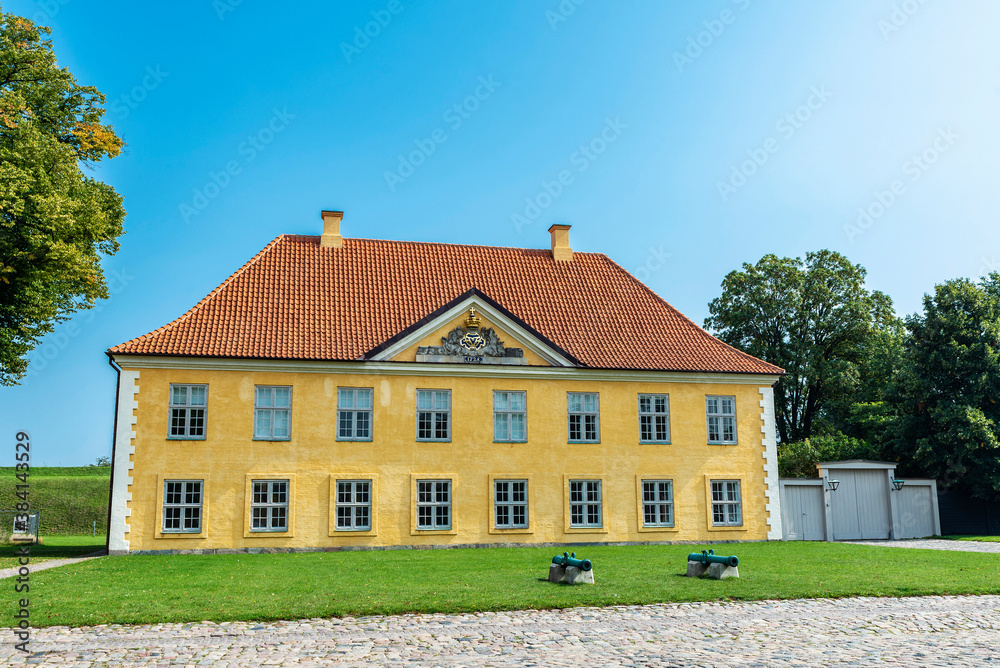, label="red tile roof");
[108,235,782,374]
